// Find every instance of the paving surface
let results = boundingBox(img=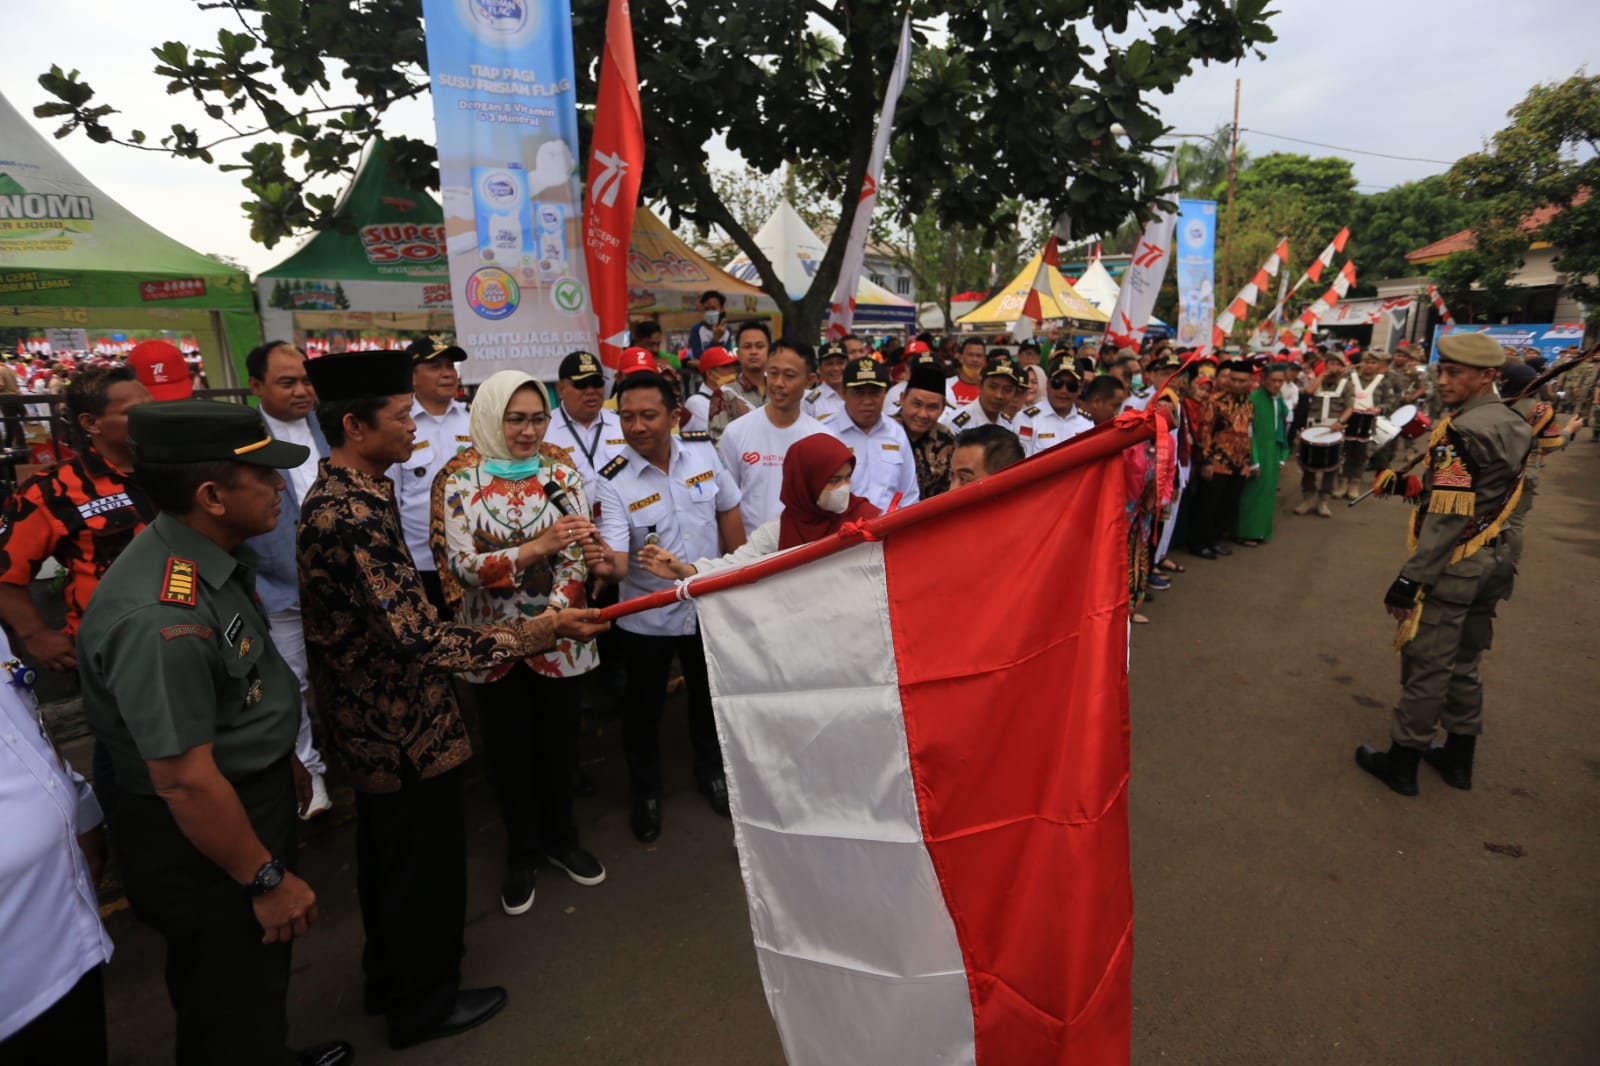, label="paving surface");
[97,449,1600,1065]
